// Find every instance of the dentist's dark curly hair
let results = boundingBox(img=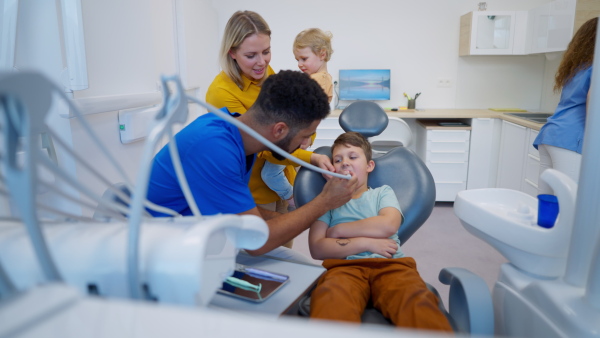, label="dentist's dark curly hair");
[251,70,330,134]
